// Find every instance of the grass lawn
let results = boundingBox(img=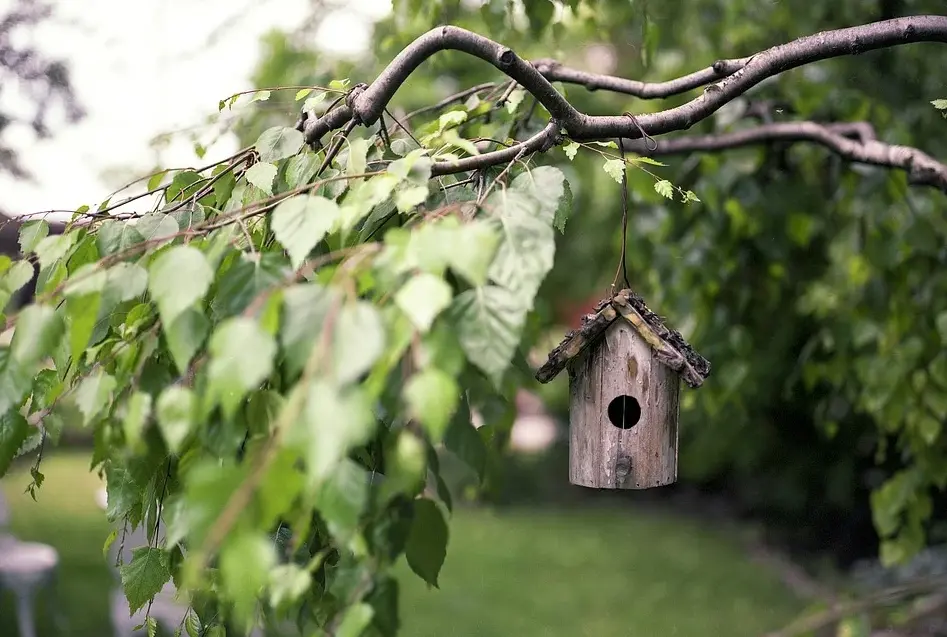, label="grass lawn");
[1,452,805,636]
